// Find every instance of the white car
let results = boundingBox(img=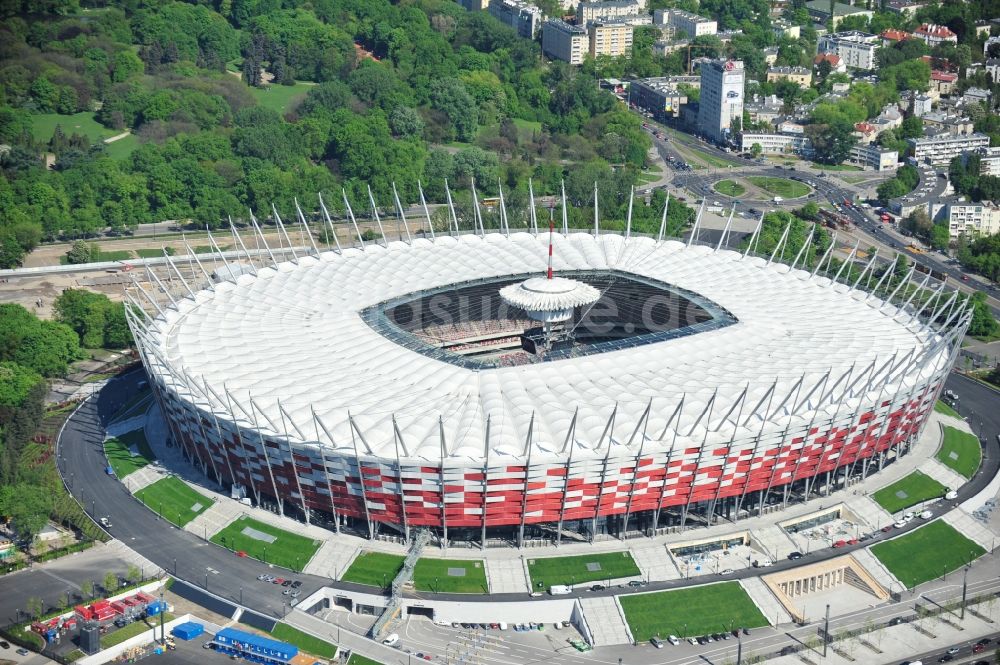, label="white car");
[382,633,399,646]
[945,490,958,500]
[688,637,699,645]
[668,635,681,645]
[919,510,932,519]
[894,520,908,528]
